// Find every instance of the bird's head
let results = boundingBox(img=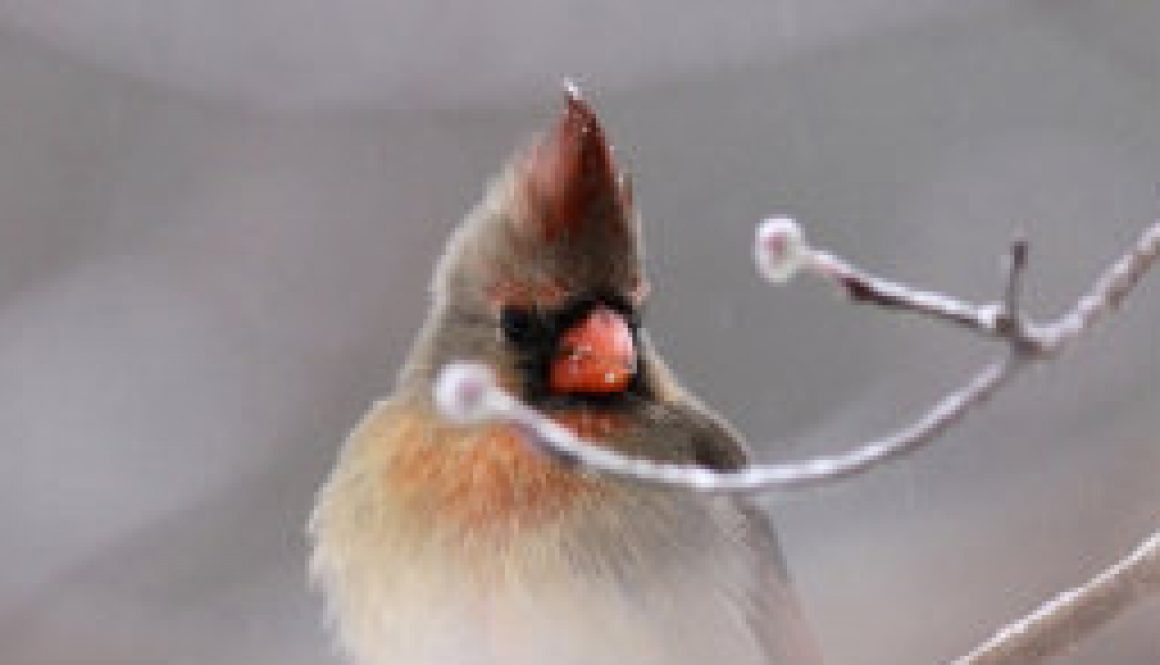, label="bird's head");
[411,86,657,410]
